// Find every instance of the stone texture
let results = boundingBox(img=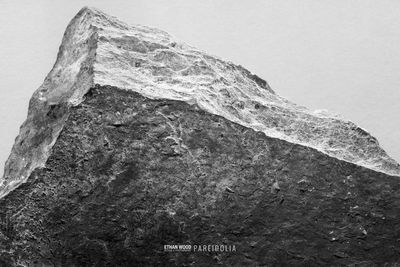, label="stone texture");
[1,7,399,200]
[1,6,400,266]
[1,86,400,266]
